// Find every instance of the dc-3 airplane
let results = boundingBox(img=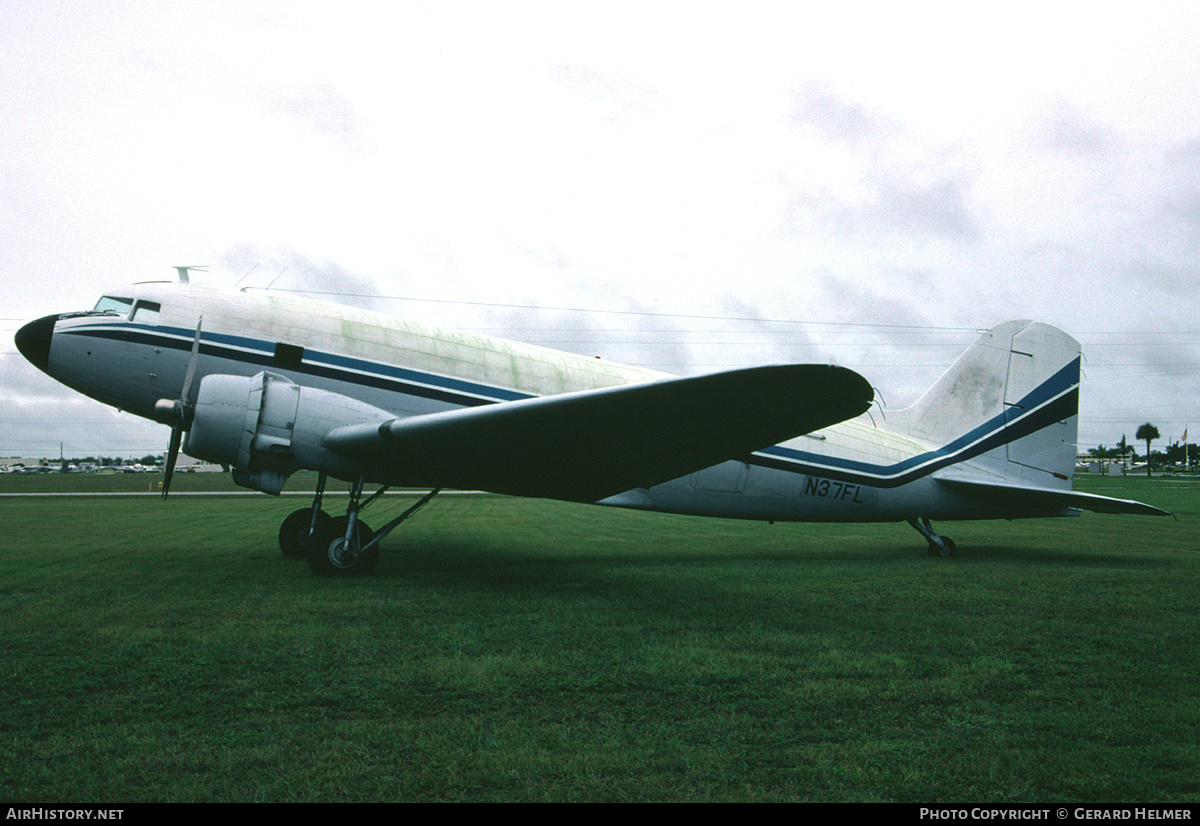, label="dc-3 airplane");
[16,274,1169,576]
